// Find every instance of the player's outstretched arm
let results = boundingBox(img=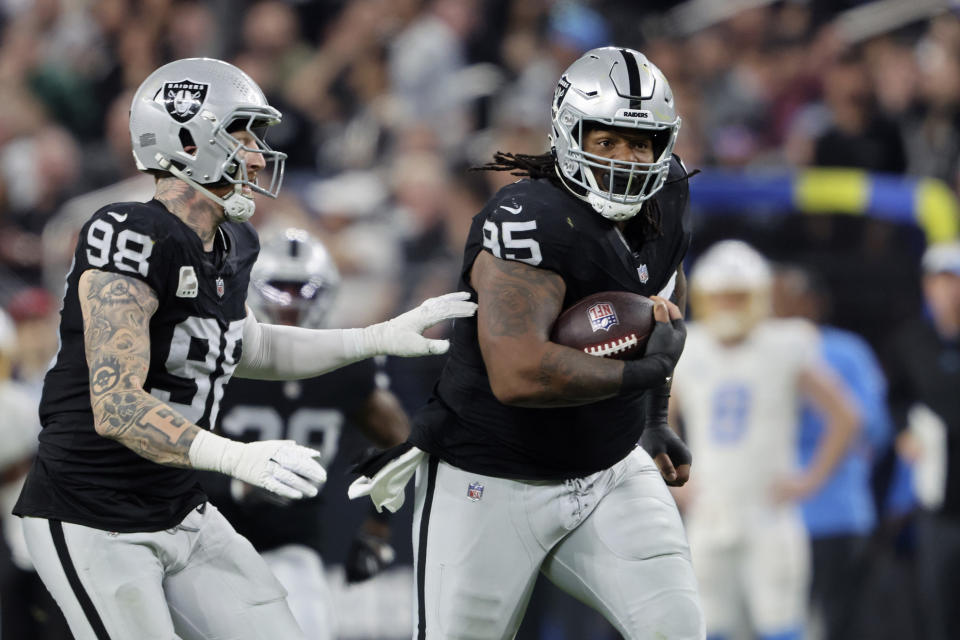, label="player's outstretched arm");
[80,270,325,499]
[234,292,478,381]
[472,252,685,408]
